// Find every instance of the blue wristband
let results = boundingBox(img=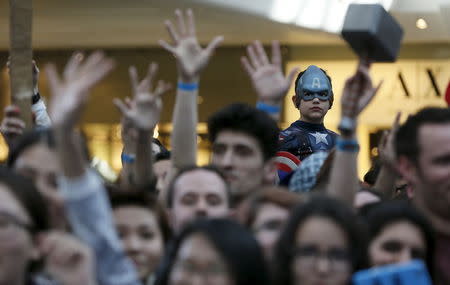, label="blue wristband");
[178,81,199,91]
[256,102,281,114]
[121,153,136,164]
[336,137,360,152]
